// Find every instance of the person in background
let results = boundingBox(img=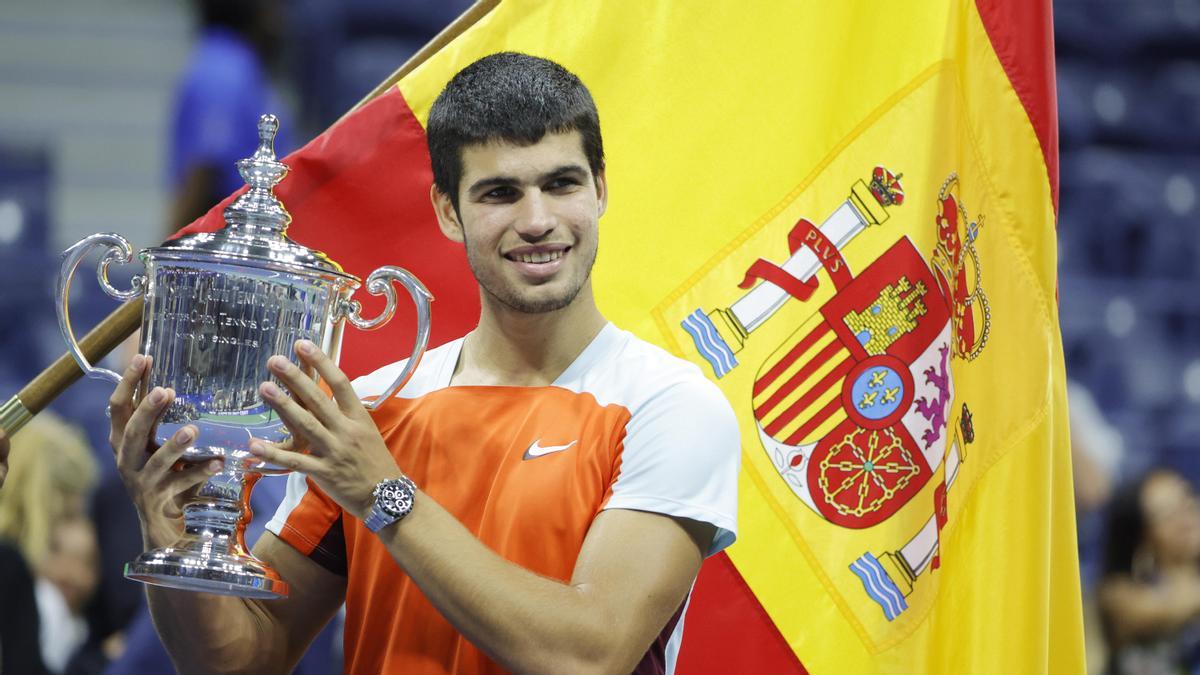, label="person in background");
[0,430,9,488]
[1099,469,1200,673]
[0,536,46,674]
[1067,380,1127,671]
[168,0,291,234]
[0,412,99,674]
[39,518,100,672]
